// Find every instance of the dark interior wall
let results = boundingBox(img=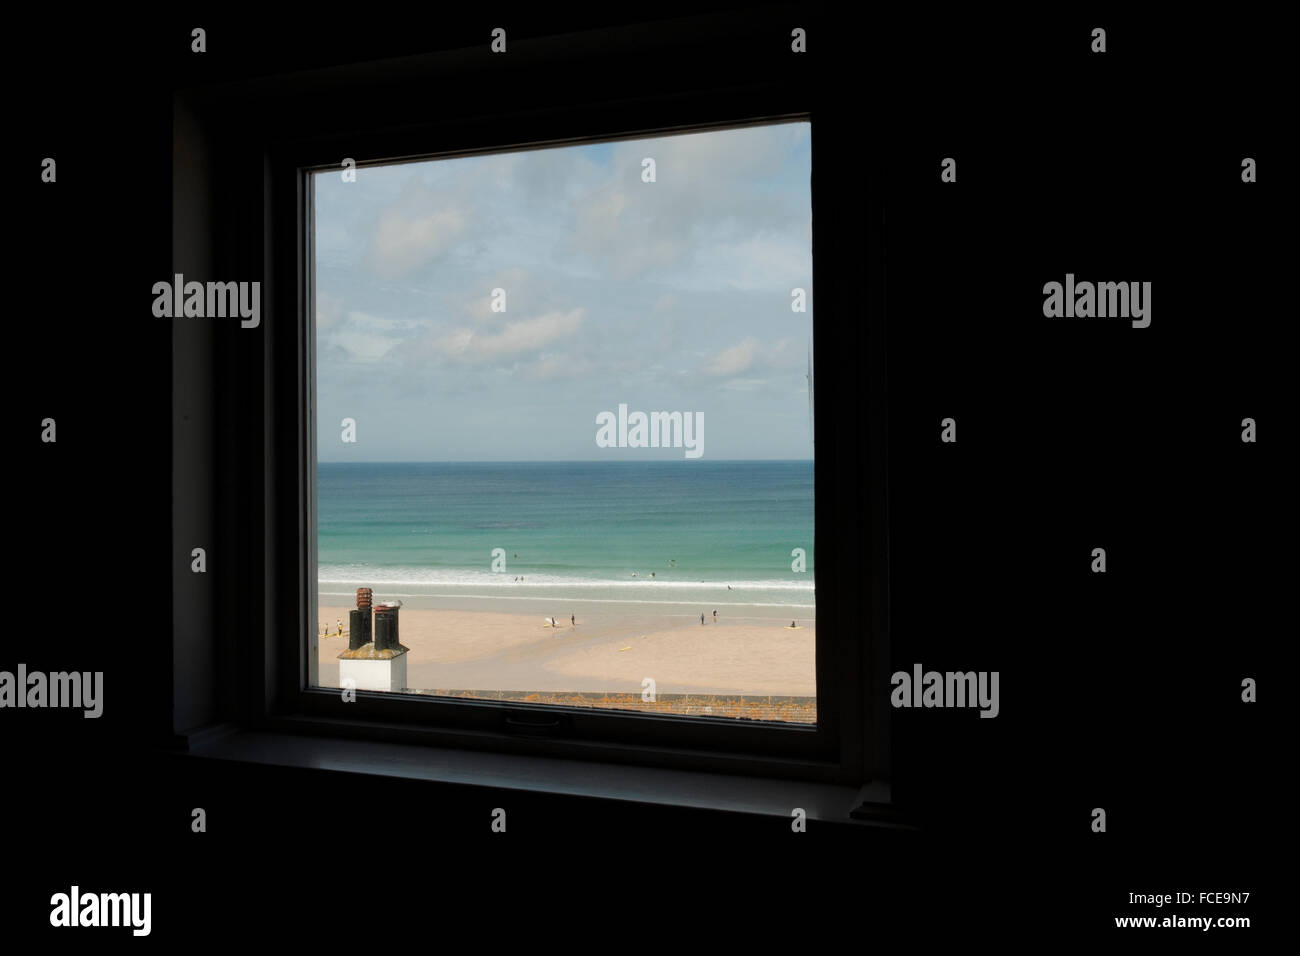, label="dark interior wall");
[171,92,217,734]
[8,6,1282,941]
